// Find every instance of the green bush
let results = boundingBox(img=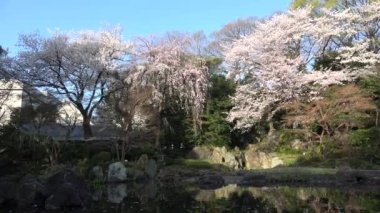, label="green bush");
[185,74,236,148]
[59,143,90,164]
[278,129,306,144]
[348,128,379,146]
[89,151,112,167]
[348,127,380,162]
